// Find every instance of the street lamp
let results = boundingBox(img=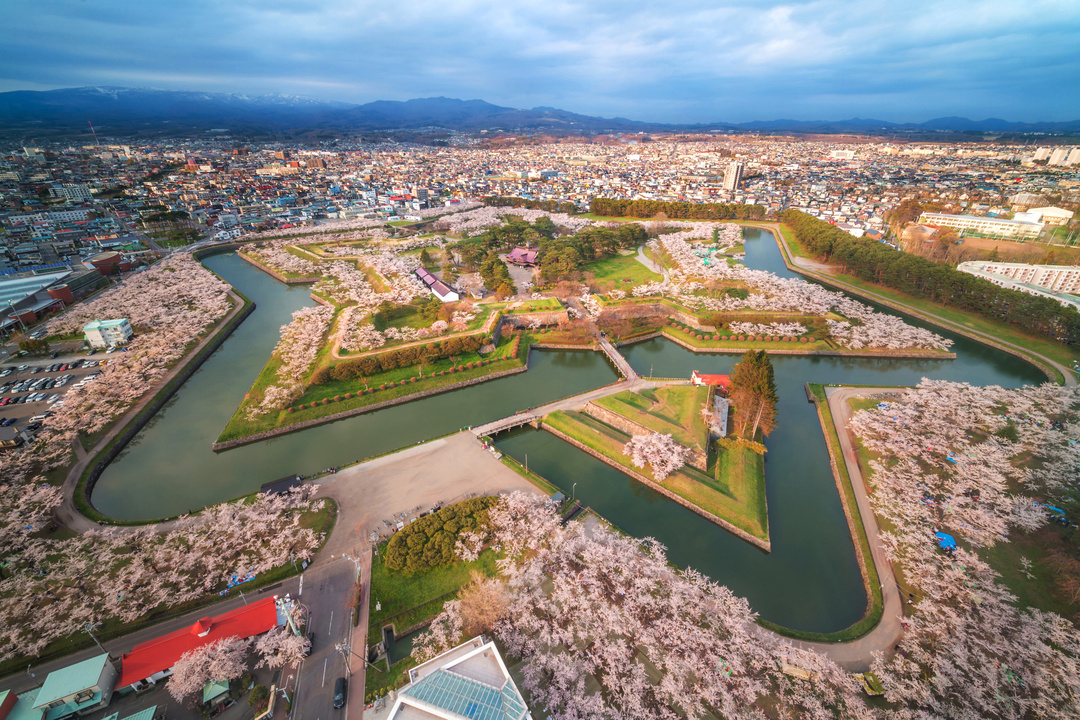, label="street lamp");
[337,552,362,581]
[86,622,111,659]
